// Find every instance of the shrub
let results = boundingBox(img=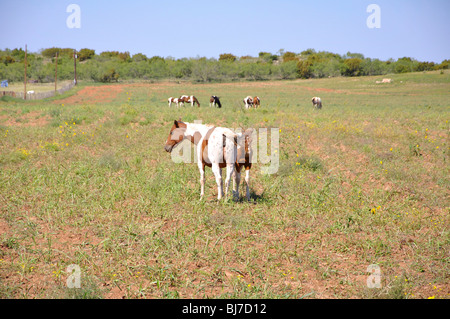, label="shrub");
[341,58,363,76]
[258,52,278,63]
[282,51,297,63]
[41,47,74,58]
[100,68,119,82]
[438,59,449,69]
[219,53,236,62]
[279,61,299,79]
[0,56,15,65]
[78,48,95,61]
[297,60,313,78]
